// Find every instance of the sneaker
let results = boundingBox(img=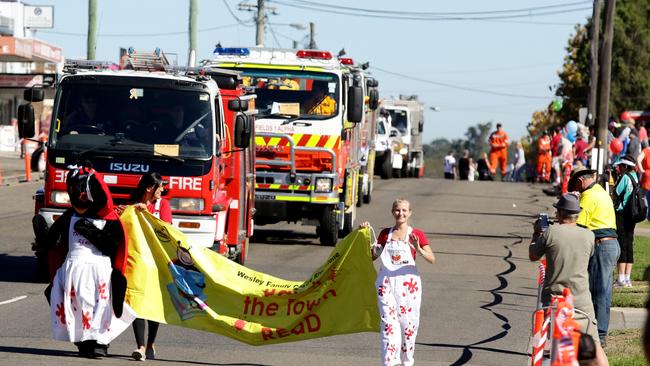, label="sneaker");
[145,347,156,360]
[613,280,626,288]
[624,280,633,288]
[132,349,145,361]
